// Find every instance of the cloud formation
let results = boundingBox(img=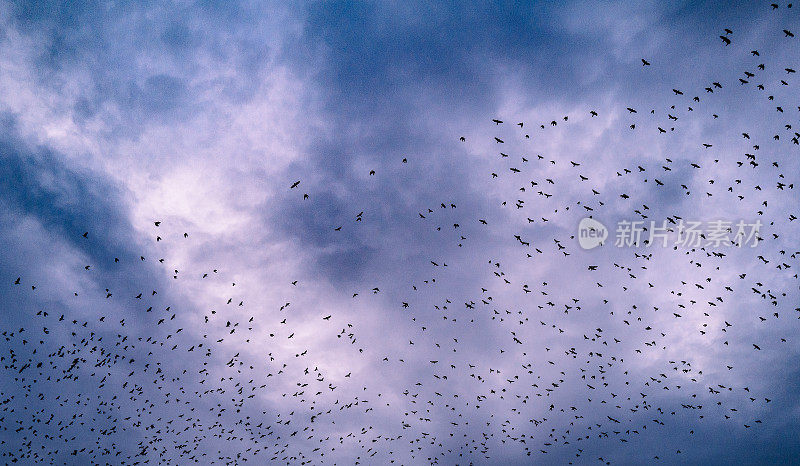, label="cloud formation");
[1,1,799,464]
